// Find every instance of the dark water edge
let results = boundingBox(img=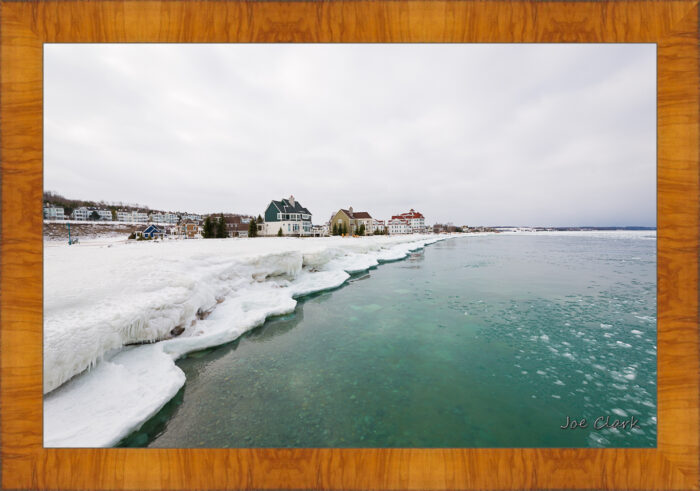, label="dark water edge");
[117,243,431,448]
